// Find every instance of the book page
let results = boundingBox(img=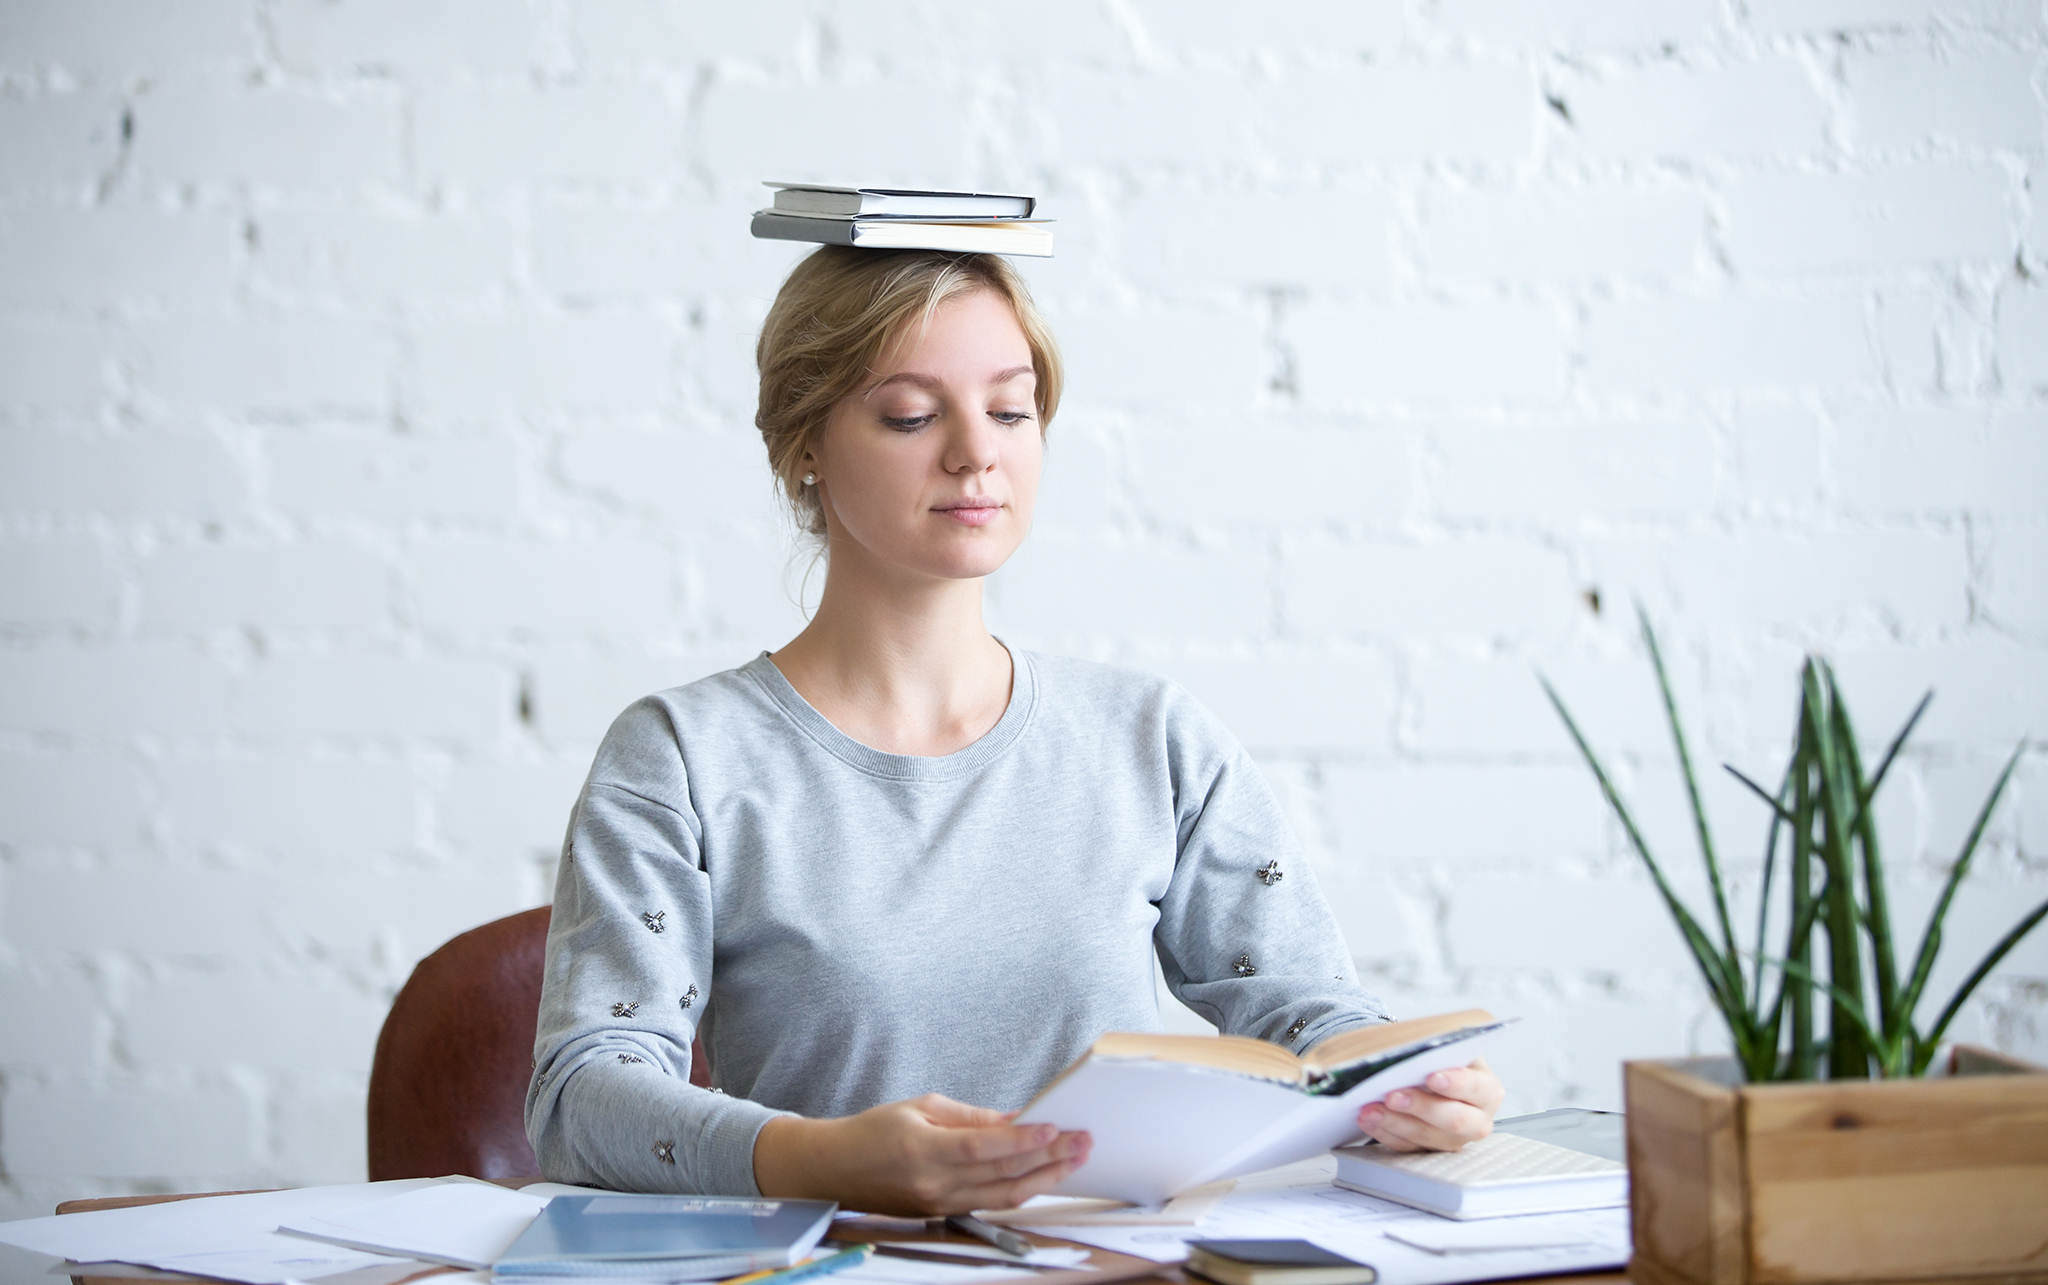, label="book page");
[1301,1010,1496,1077]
